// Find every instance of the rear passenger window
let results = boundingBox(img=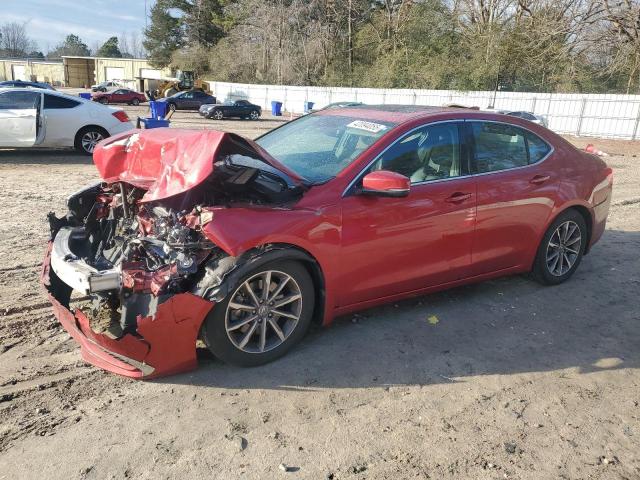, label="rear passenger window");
[44,94,80,109]
[526,131,551,163]
[471,122,550,173]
